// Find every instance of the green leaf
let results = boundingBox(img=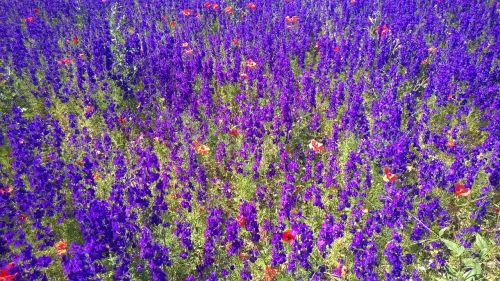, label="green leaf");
[439,227,449,237]
[441,238,465,257]
[462,269,477,281]
[445,264,459,276]
[462,258,477,267]
[473,262,482,276]
[474,234,488,257]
